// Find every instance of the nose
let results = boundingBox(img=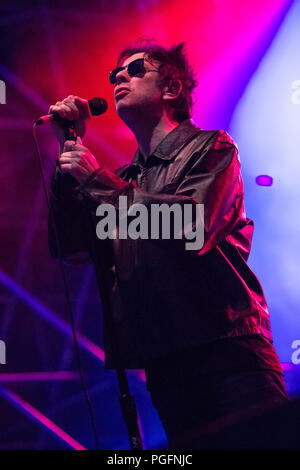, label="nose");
[115,67,130,85]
